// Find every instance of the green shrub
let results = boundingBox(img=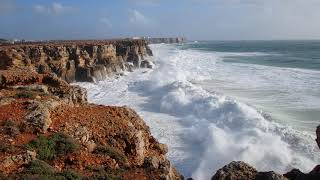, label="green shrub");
[104,167,125,175]
[26,133,79,161]
[3,119,20,136]
[93,145,128,165]
[106,176,122,180]
[0,145,9,153]
[6,161,83,180]
[23,160,55,175]
[15,92,34,99]
[57,169,82,180]
[3,119,16,127]
[0,144,15,153]
[90,174,122,180]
